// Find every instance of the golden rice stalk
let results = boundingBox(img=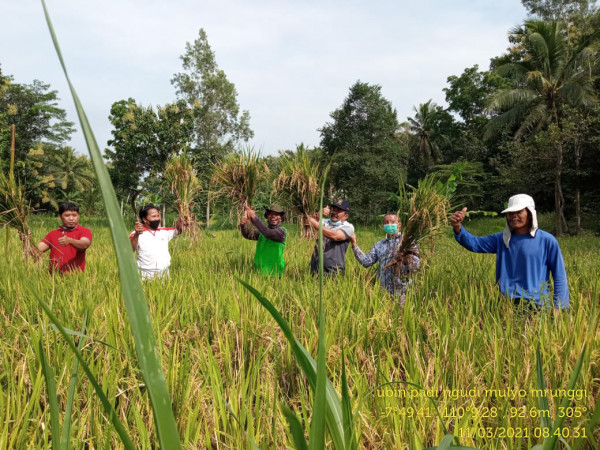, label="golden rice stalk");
[384,174,451,276]
[164,152,201,240]
[0,126,40,261]
[273,147,323,238]
[211,146,268,213]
